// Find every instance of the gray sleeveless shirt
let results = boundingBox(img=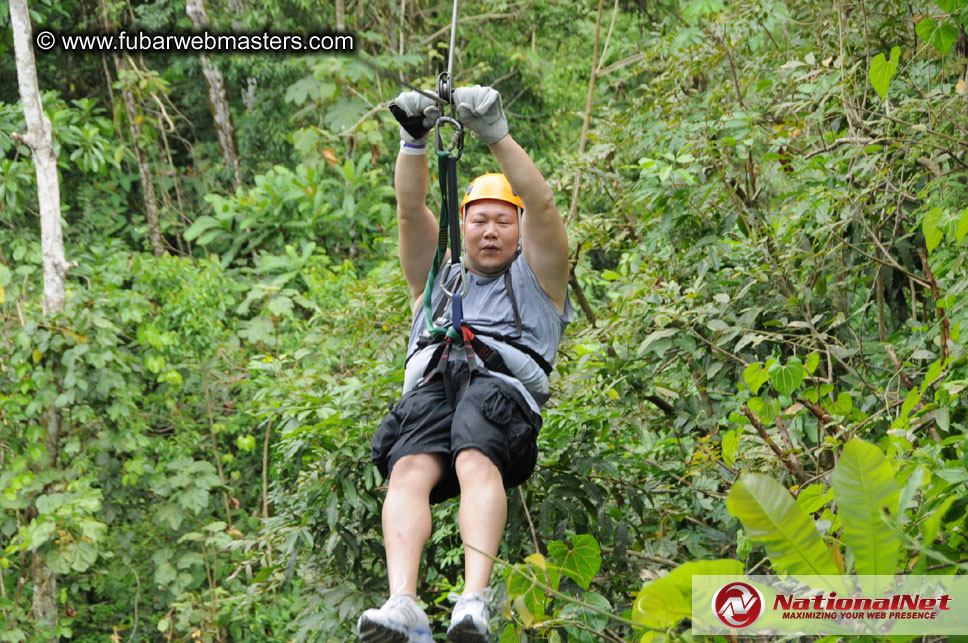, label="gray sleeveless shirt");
[403,255,573,410]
